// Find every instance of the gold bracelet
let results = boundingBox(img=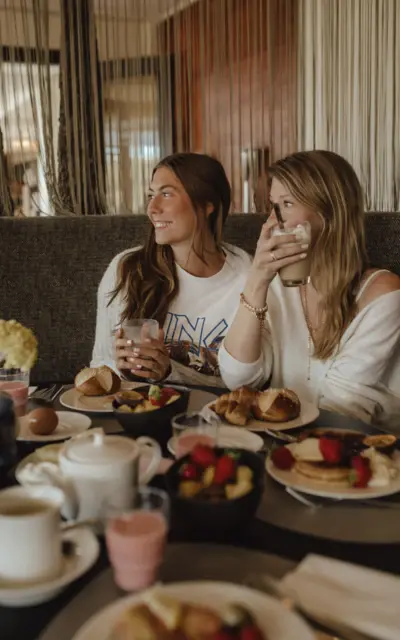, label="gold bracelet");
[239,292,268,328]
